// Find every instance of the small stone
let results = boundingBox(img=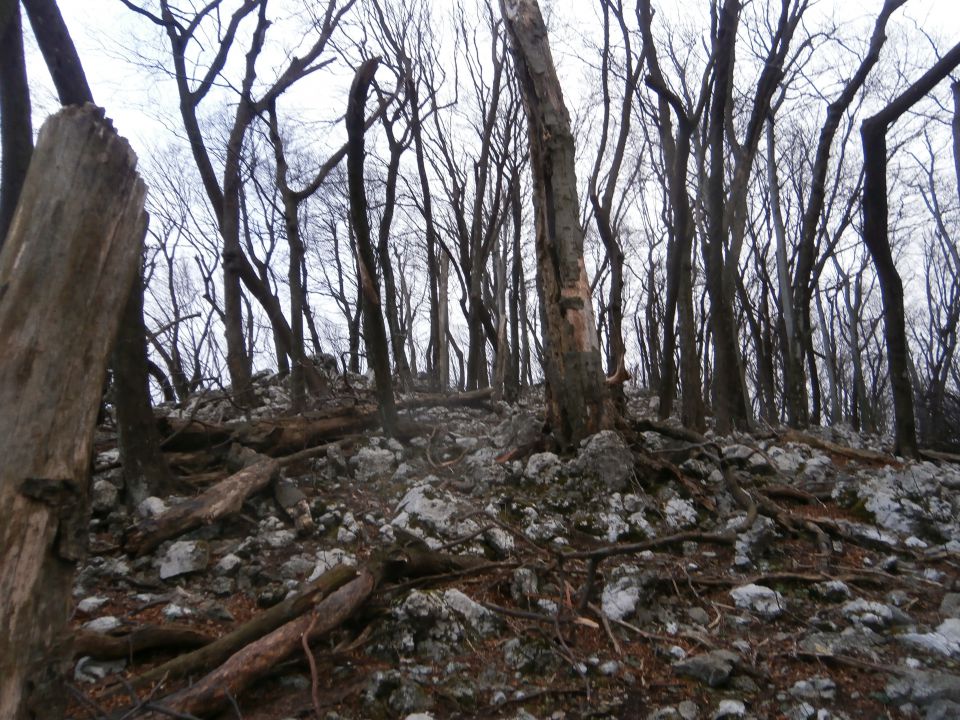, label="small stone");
[601,565,646,621]
[442,589,500,636]
[940,594,960,619]
[162,603,192,620]
[260,529,296,548]
[664,497,698,529]
[84,616,122,633]
[790,676,836,701]
[730,583,785,619]
[525,452,562,483]
[842,598,912,628]
[673,650,739,688]
[215,553,241,576]
[678,700,699,720]
[899,618,960,658]
[687,607,710,626]
[308,549,356,581]
[76,596,109,615]
[159,540,210,580]
[811,580,850,602]
[786,702,816,720]
[352,446,396,483]
[712,699,746,719]
[91,479,119,513]
[598,660,620,676]
[74,656,126,683]
[137,496,168,518]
